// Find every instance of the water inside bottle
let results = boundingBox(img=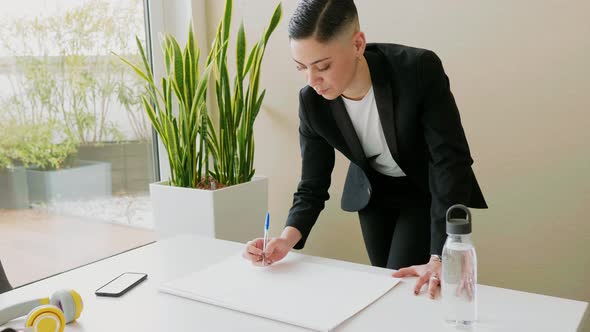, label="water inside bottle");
[442,241,477,327]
